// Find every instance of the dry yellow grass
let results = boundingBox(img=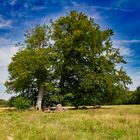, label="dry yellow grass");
[0,105,140,140]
